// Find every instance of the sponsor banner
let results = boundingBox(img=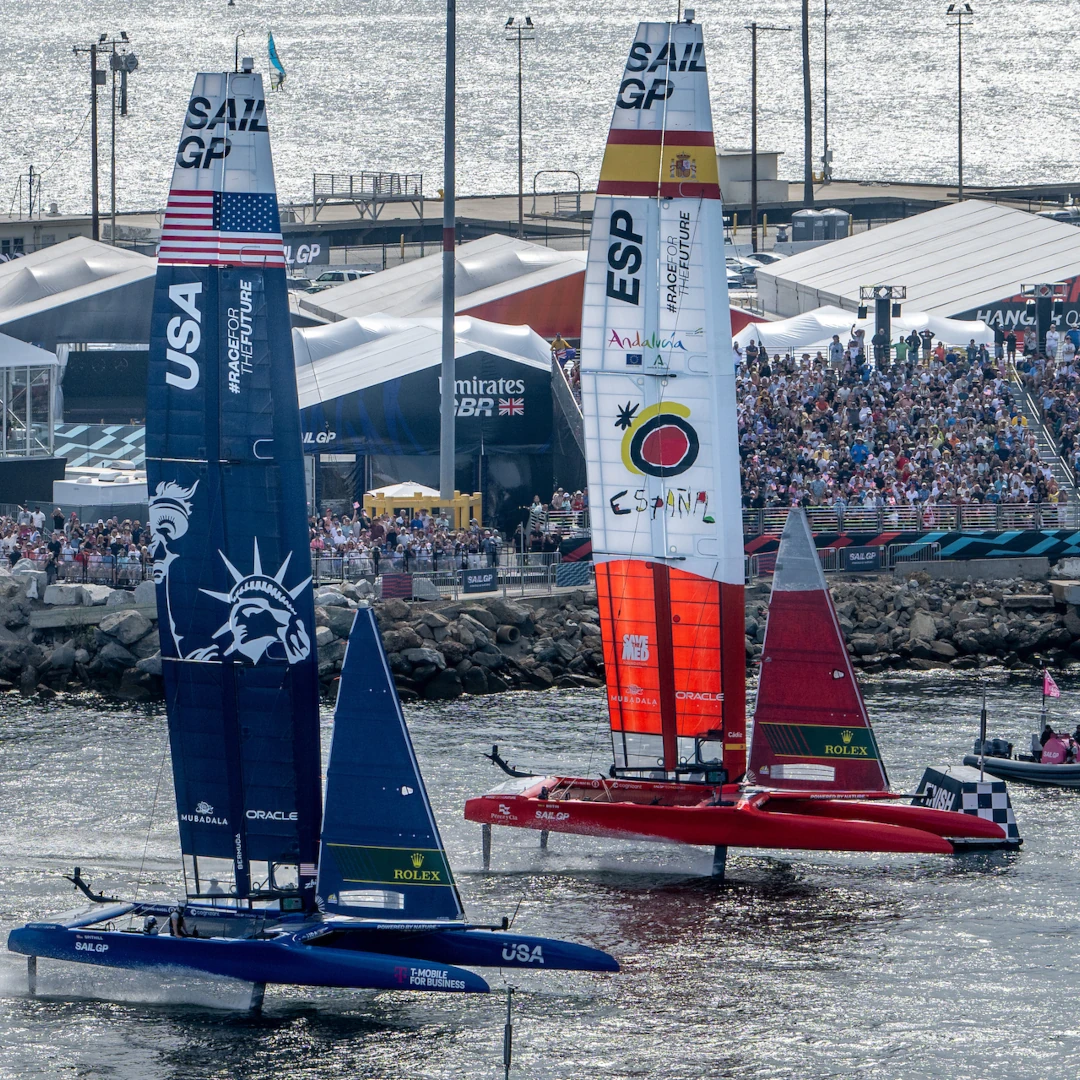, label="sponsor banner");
[757,722,880,762]
[327,844,452,887]
[283,233,330,267]
[462,567,498,593]
[842,546,881,571]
